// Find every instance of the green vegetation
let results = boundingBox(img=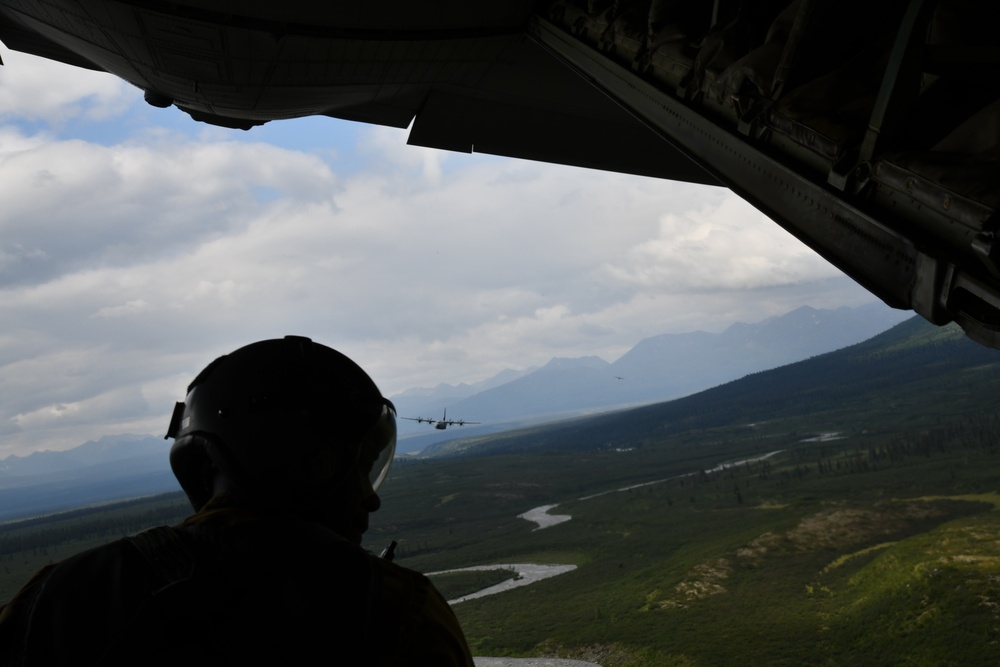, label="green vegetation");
[2,319,1000,665]
[0,493,190,602]
[428,567,518,601]
[369,321,1000,665]
[370,436,1000,666]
